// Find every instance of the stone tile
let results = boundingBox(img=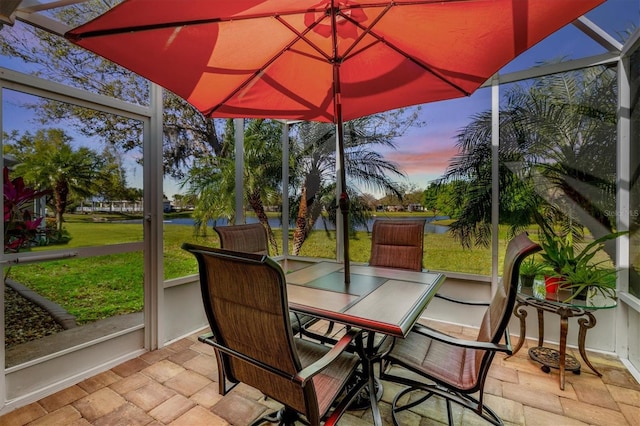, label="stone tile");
[503,353,550,377]
[29,405,82,426]
[484,375,504,397]
[502,381,563,415]
[192,341,217,357]
[619,402,640,425]
[109,371,153,395]
[72,387,127,422]
[608,383,640,408]
[93,403,154,426]
[142,359,185,383]
[39,385,88,413]
[110,357,150,378]
[601,366,640,391]
[169,405,230,425]
[164,369,212,397]
[484,393,525,425]
[334,412,376,425]
[139,347,173,364]
[167,348,200,365]
[123,380,177,412]
[183,353,218,380]
[516,370,579,400]
[489,358,520,384]
[149,394,195,424]
[77,370,122,393]
[190,382,224,409]
[0,402,46,425]
[401,391,462,425]
[523,406,588,426]
[66,419,93,426]
[560,396,628,425]
[166,338,195,353]
[211,393,268,425]
[569,375,619,410]
[229,382,268,403]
